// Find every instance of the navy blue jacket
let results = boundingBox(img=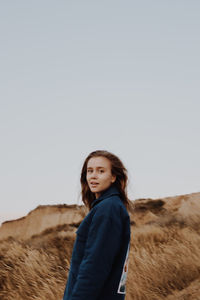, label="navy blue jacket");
[63,184,131,300]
